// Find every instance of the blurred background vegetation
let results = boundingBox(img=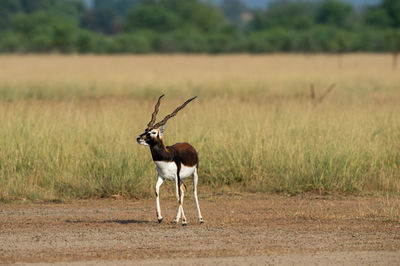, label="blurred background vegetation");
[0,0,399,54]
